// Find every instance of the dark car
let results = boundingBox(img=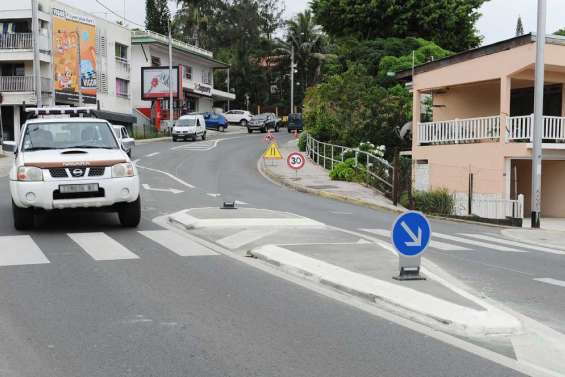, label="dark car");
[247,113,280,133]
[203,112,228,132]
[286,113,303,133]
